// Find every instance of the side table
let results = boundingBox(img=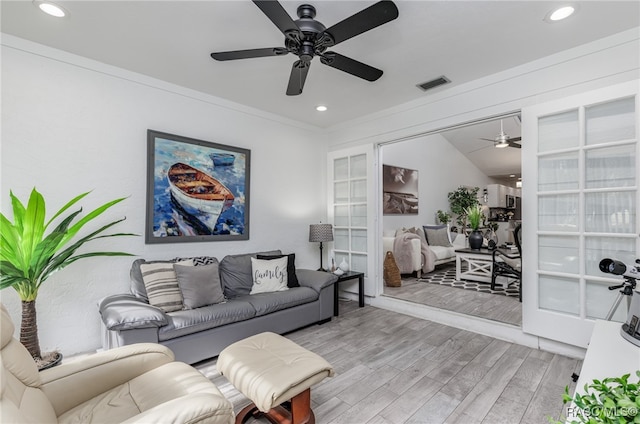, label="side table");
[333,271,364,316]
